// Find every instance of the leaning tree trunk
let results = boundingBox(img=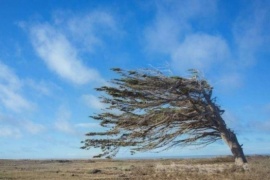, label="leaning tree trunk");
[220,128,248,166]
[214,112,248,166]
[204,93,248,166]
